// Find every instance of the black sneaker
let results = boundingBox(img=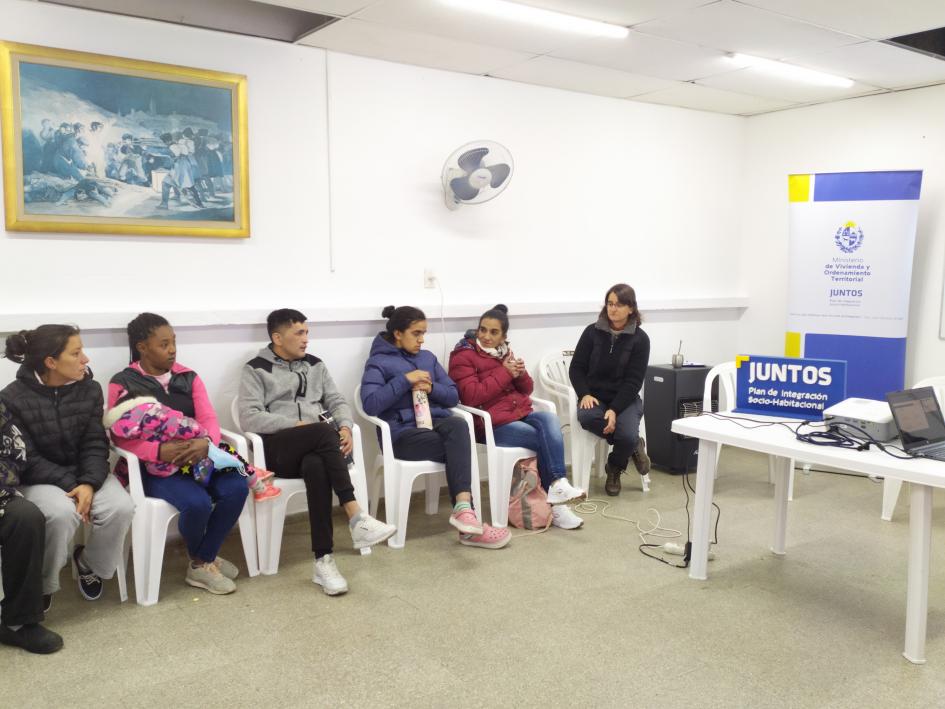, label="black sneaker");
[43,594,52,613]
[0,623,64,654]
[73,545,103,601]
